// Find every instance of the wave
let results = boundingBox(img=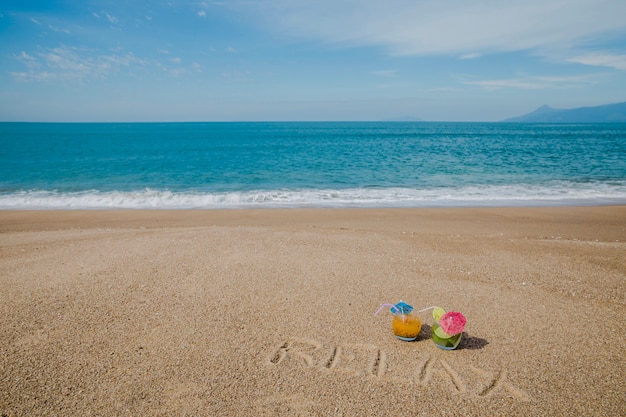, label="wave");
[1,182,626,209]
